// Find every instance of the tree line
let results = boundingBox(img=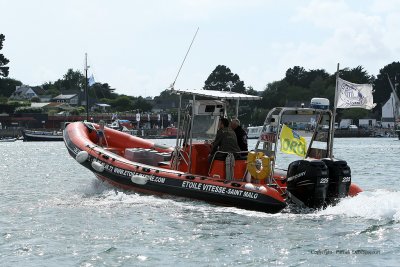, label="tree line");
[1,33,400,126]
